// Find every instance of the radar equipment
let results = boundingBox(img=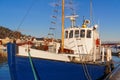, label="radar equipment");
[65,15,78,27]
